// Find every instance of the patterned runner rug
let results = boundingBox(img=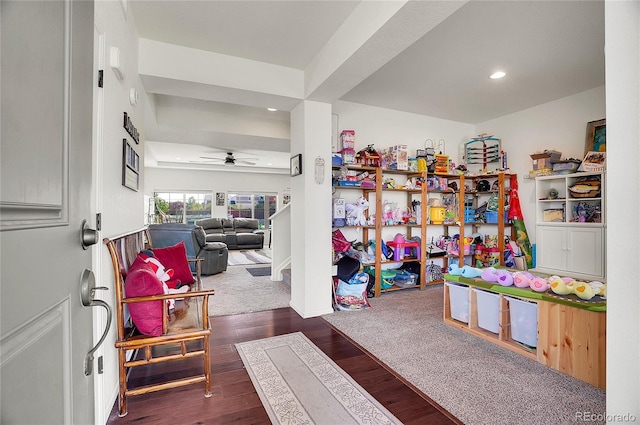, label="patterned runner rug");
[235,332,402,425]
[227,249,271,265]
